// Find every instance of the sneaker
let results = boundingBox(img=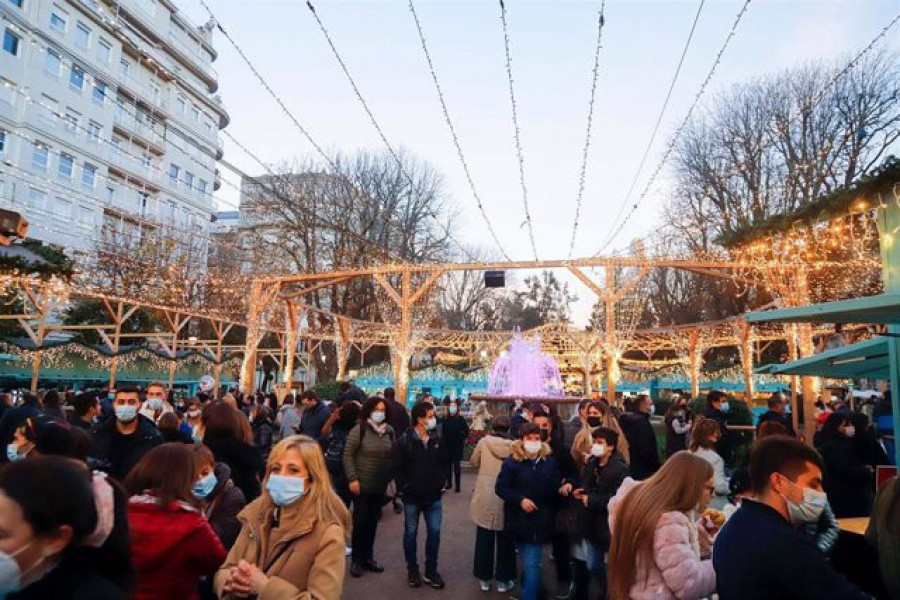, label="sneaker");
[408,567,423,588]
[424,570,445,589]
[349,560,364,578]
[496,580,515,593]
[478,579,491,592]
[362,559,385,573]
